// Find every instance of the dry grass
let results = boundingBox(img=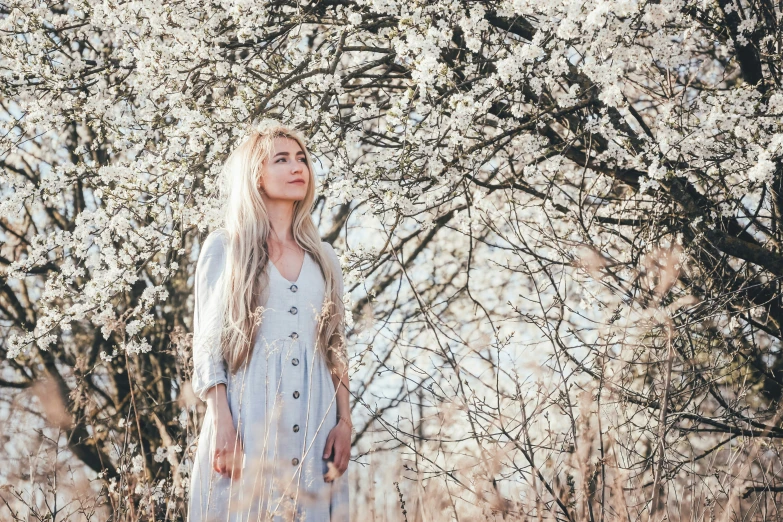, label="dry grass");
[2,240,783,521]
